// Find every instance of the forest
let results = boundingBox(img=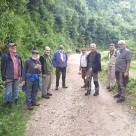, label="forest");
[0,0,136,55]
[0,1,136,136]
